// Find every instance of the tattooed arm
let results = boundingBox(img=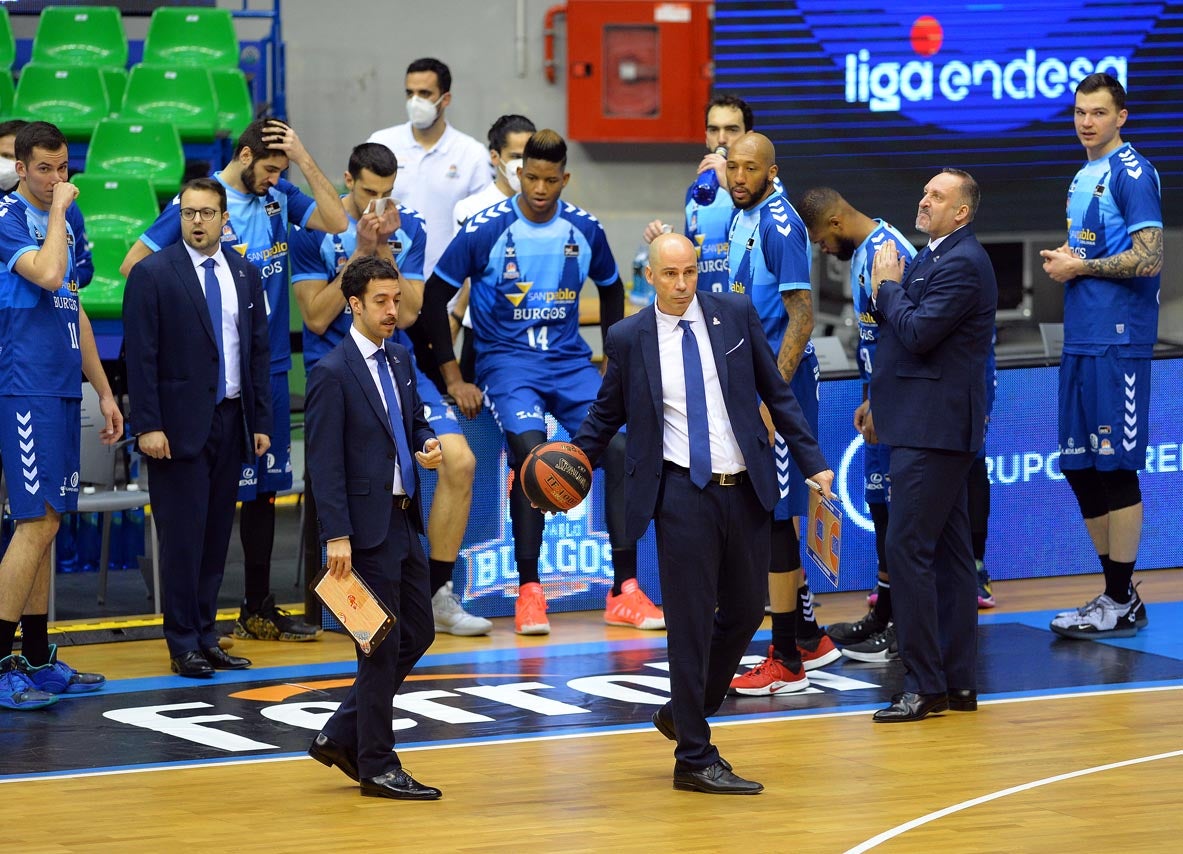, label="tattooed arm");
[1040,227,1163,283]
[777,289,814,382]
